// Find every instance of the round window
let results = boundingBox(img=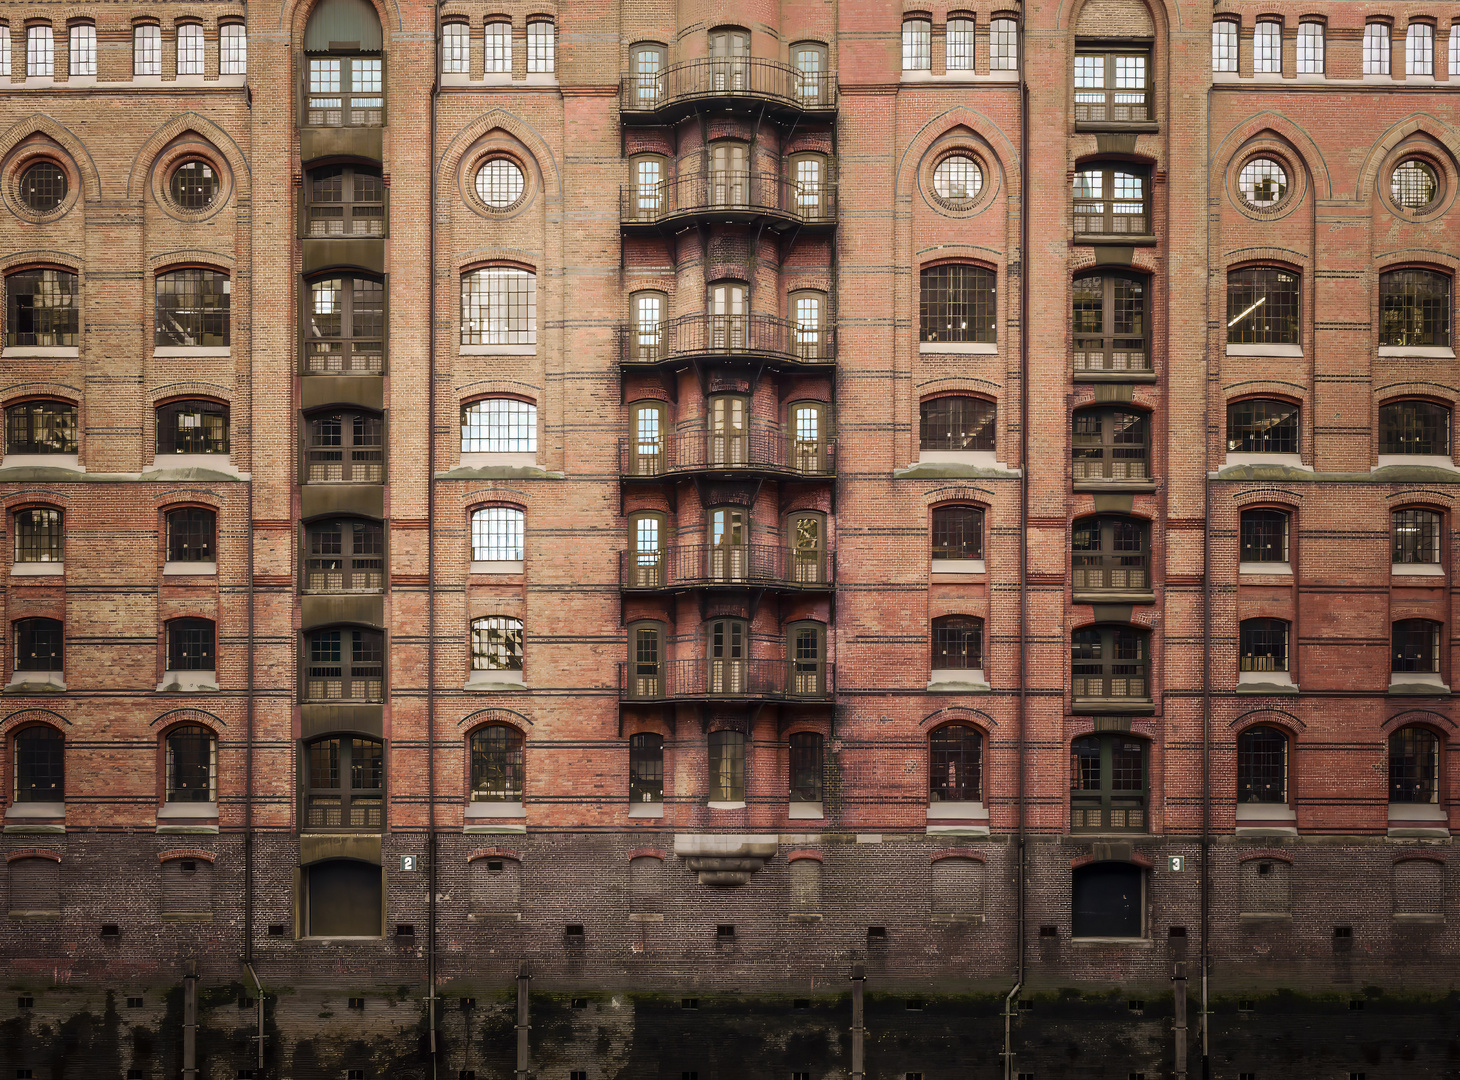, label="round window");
[18,161,67,213]
[932,155,984,209]
[476,158,525,209]
[1237,157,1288,209]
[1391,159,1438,211]
[170,161,218,210]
